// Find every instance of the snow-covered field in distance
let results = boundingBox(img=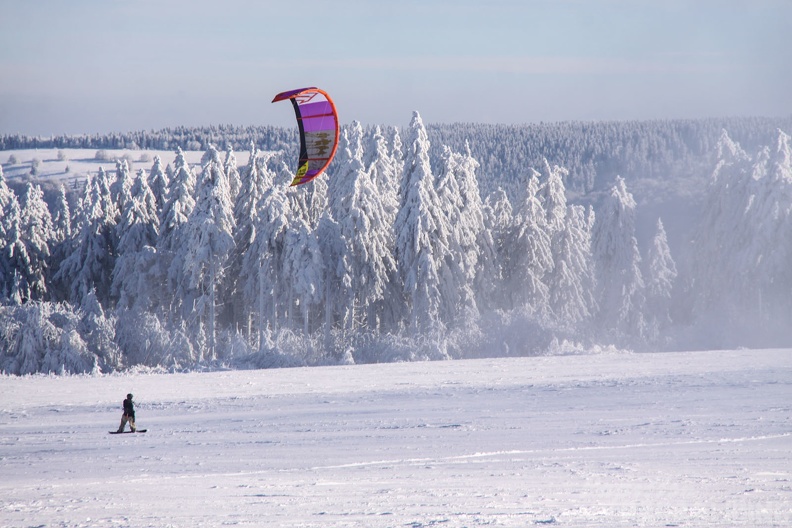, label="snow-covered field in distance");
[2,349,790,527]
[1,148,245,190]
